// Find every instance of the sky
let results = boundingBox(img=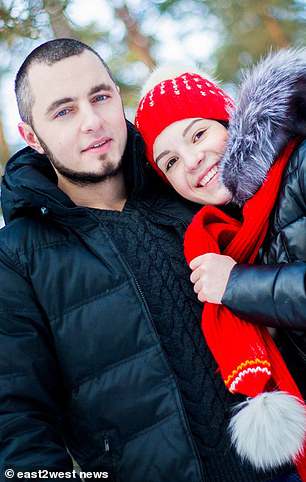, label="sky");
[1,0,218,151]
